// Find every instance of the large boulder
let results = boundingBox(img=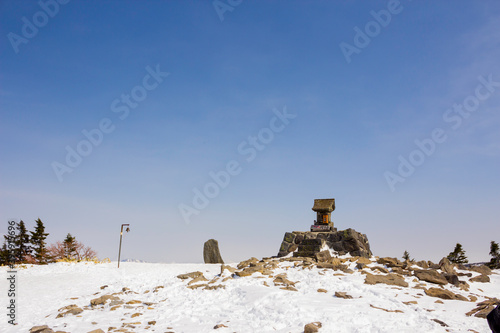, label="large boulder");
[414,269,448,285]
[203,239,224,264]
[438,257,455,274]
[470,274,490,283]
[470,265,492,276]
